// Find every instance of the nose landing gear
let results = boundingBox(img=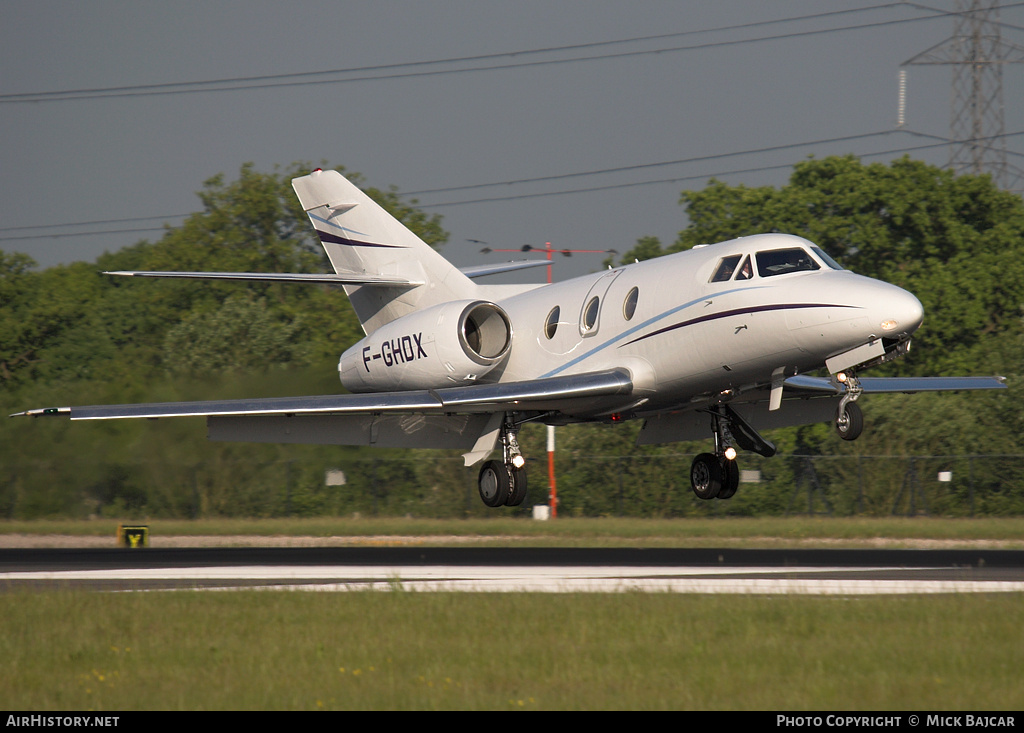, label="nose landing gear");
[834,371,864,441]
